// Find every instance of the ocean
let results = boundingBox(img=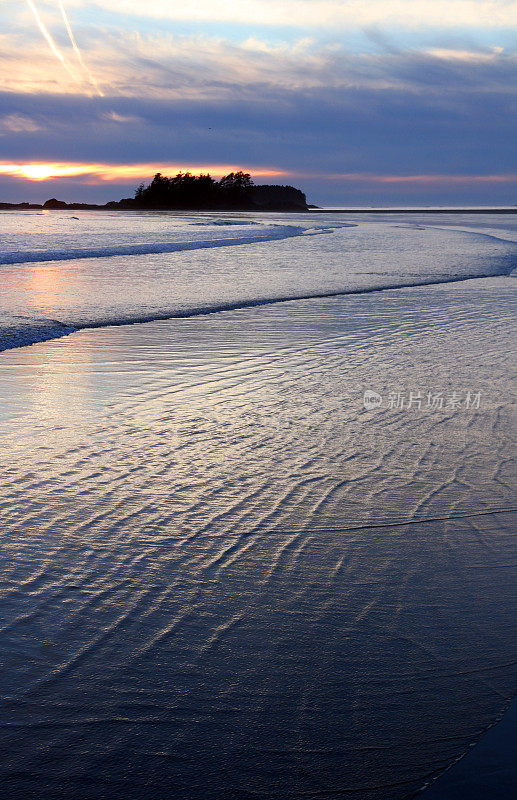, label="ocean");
[0,210,515,799]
